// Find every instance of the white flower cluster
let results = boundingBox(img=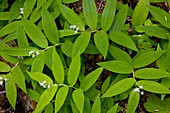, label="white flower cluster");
[28,50,40,58]
[70,25,79,33]
[0,76,8,86]
[133,85,144,95]
[39,80,51,89]
[20,8,24,15]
